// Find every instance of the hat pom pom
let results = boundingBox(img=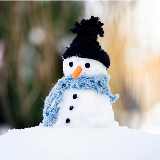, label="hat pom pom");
[70,16,104,41]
